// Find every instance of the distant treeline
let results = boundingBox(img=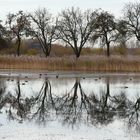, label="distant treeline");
[0,2,140,58]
